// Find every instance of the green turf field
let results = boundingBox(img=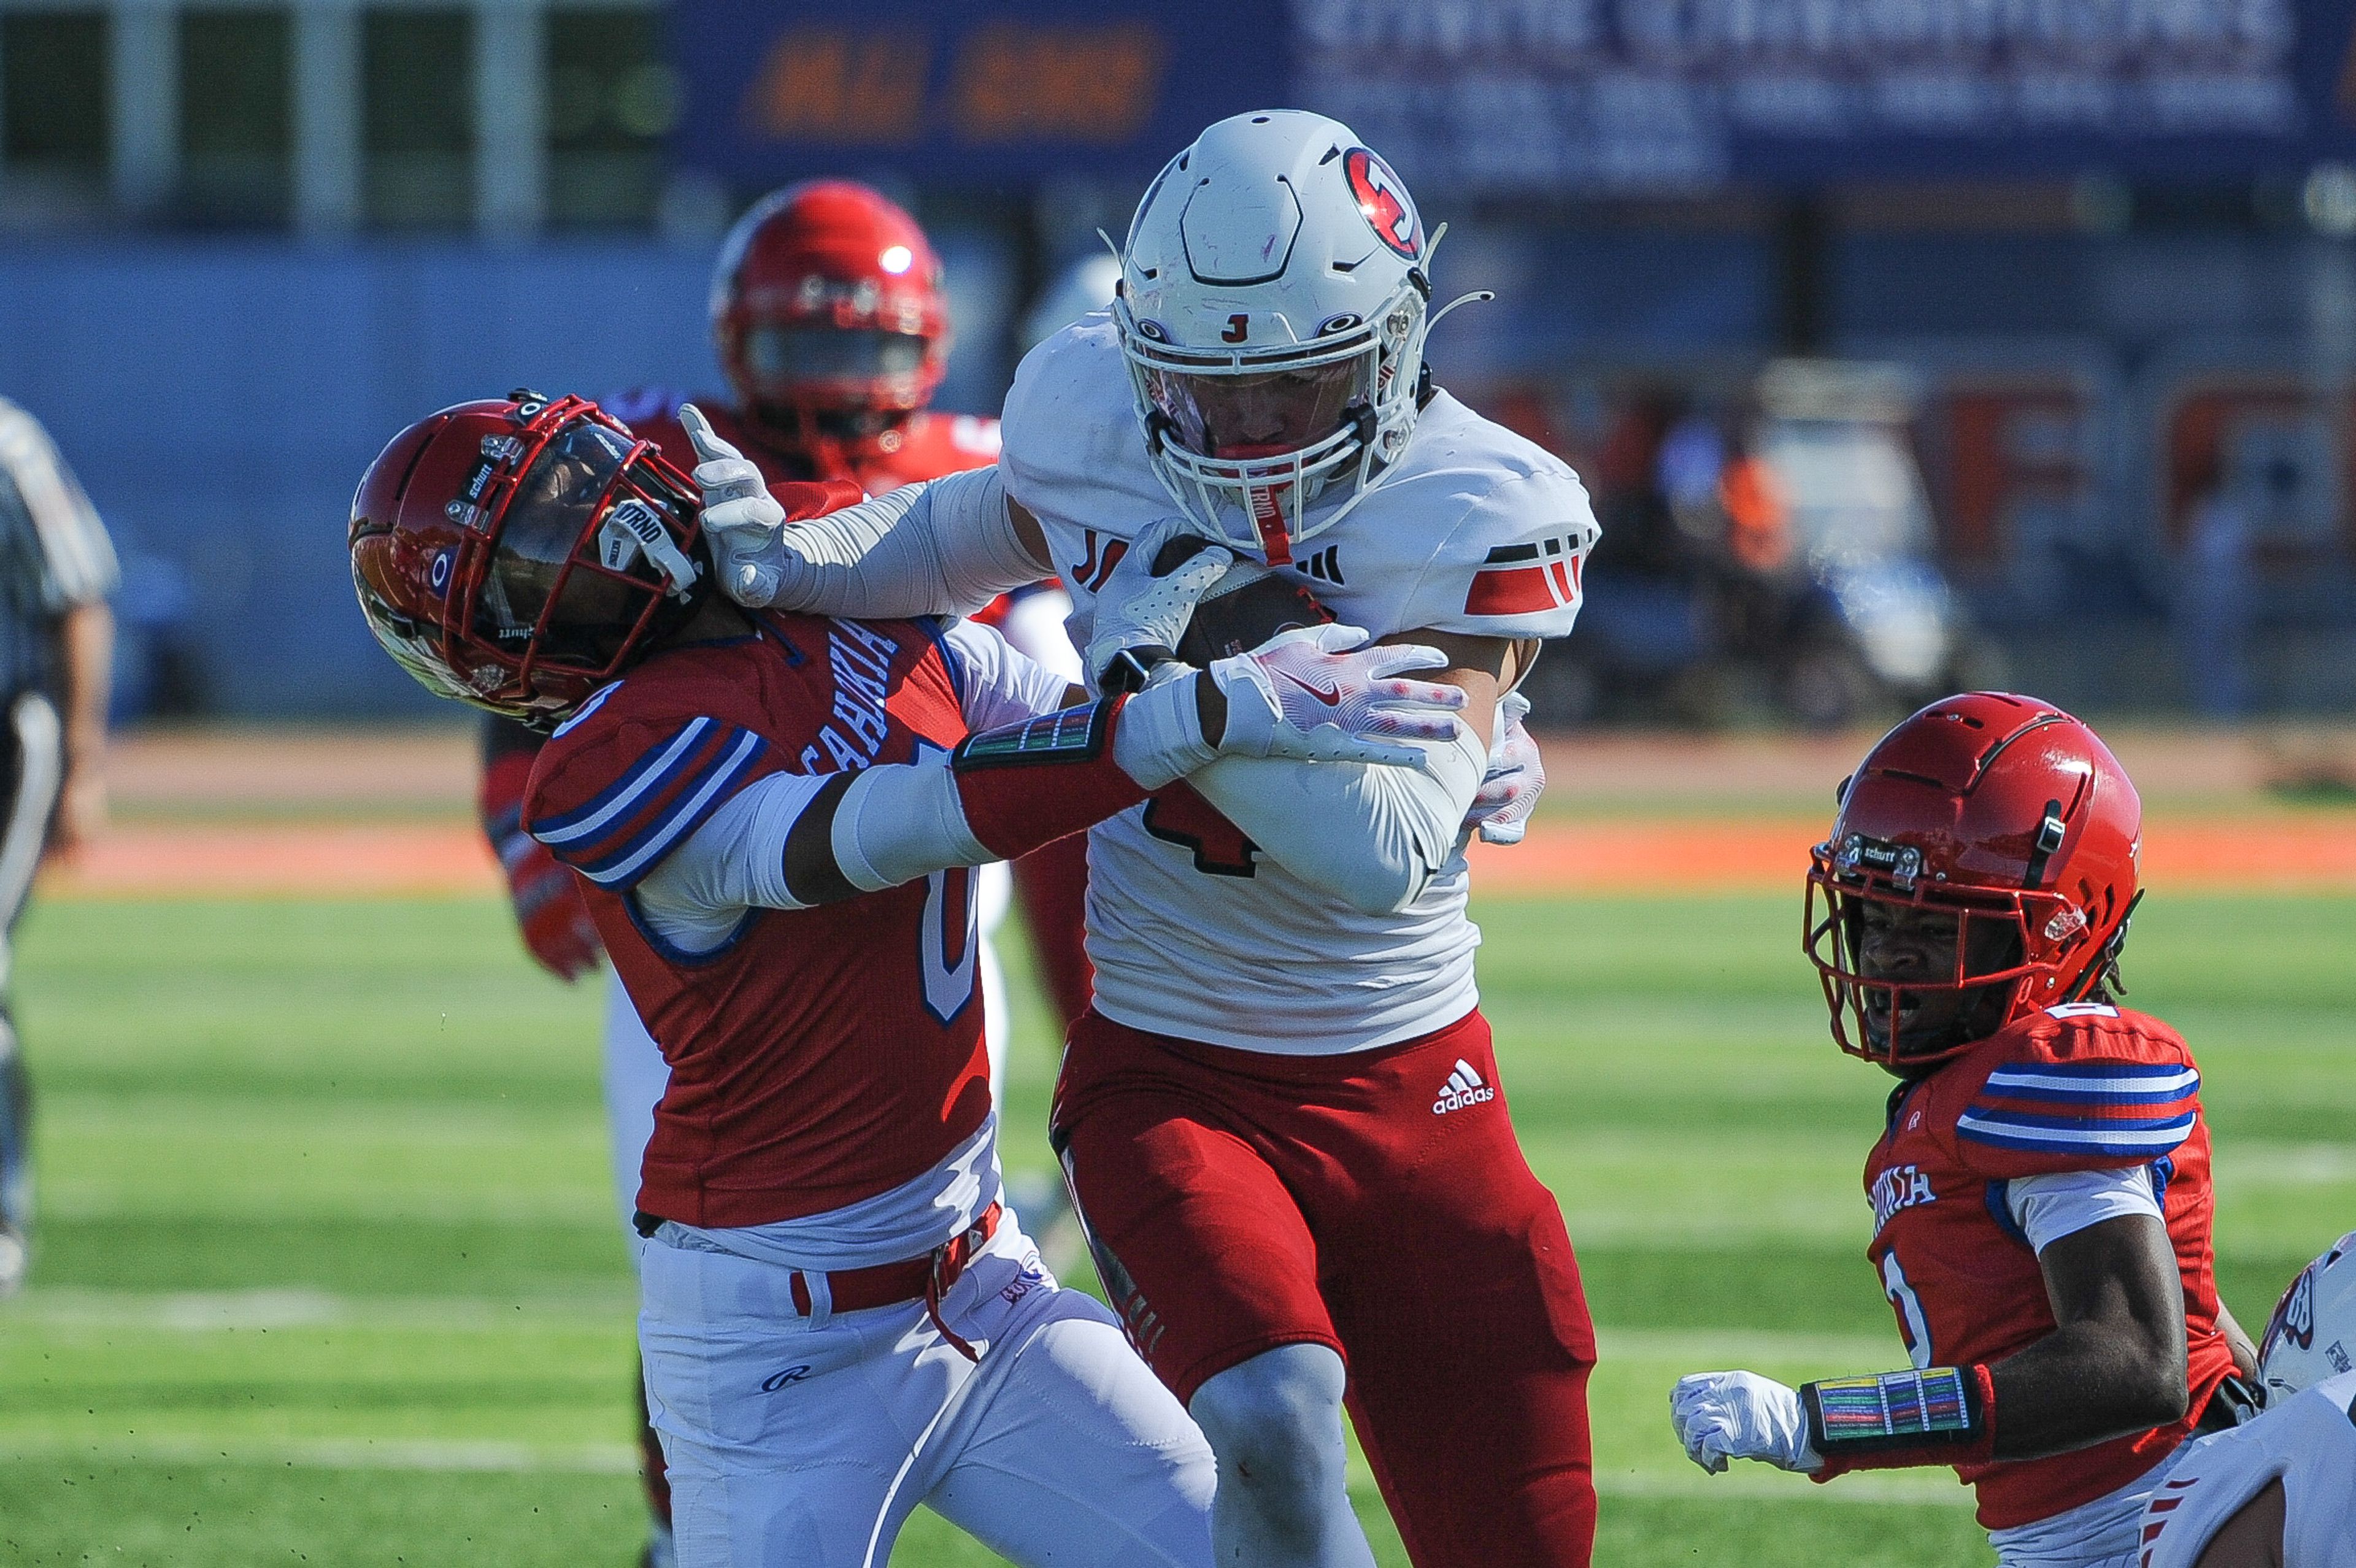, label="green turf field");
[3,888,2350,1566]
